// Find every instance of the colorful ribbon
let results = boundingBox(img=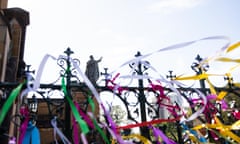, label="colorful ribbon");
[18,106,30,144]
[0,81,25,125]
[22,121,40,144]
[61,77,89,134]
[193,116,240,143]
[87,97,110,144]
[150,125,177,144]
[111,134,151,144]
[117,117,181,130]
[181,124,207,143]
[51,117,71,144]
